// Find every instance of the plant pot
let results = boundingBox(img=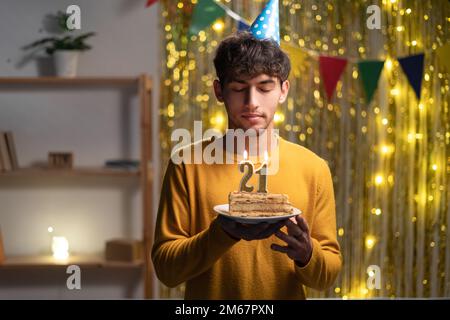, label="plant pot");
[53,50,80,77]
